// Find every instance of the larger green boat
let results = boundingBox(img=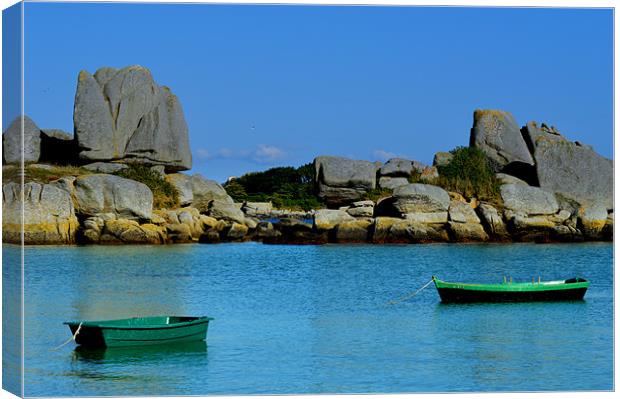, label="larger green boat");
[432,276,589,303]
[64,316,213,348]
